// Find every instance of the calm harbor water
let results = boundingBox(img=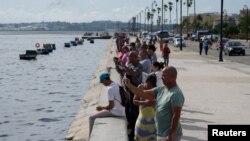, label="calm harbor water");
[0,31,109,141]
